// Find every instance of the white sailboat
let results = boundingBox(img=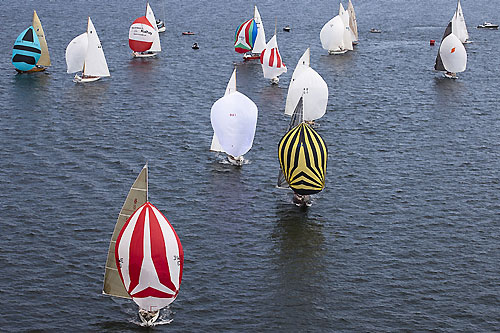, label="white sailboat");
[434,31,467,79]
[210,69,258,166]
[451,0,470,44]
[339,3,354,51]
[243,5,267,60]
[260,33,287,84]
[320,3,353,54]
[132,3,161,57]
[347,0,359,44]
[284,48,328,122]
[65,17,110,83]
